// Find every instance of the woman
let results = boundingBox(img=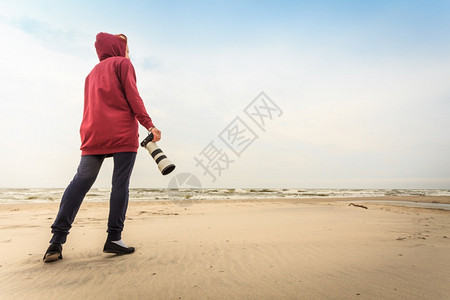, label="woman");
[43,32,161,262]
